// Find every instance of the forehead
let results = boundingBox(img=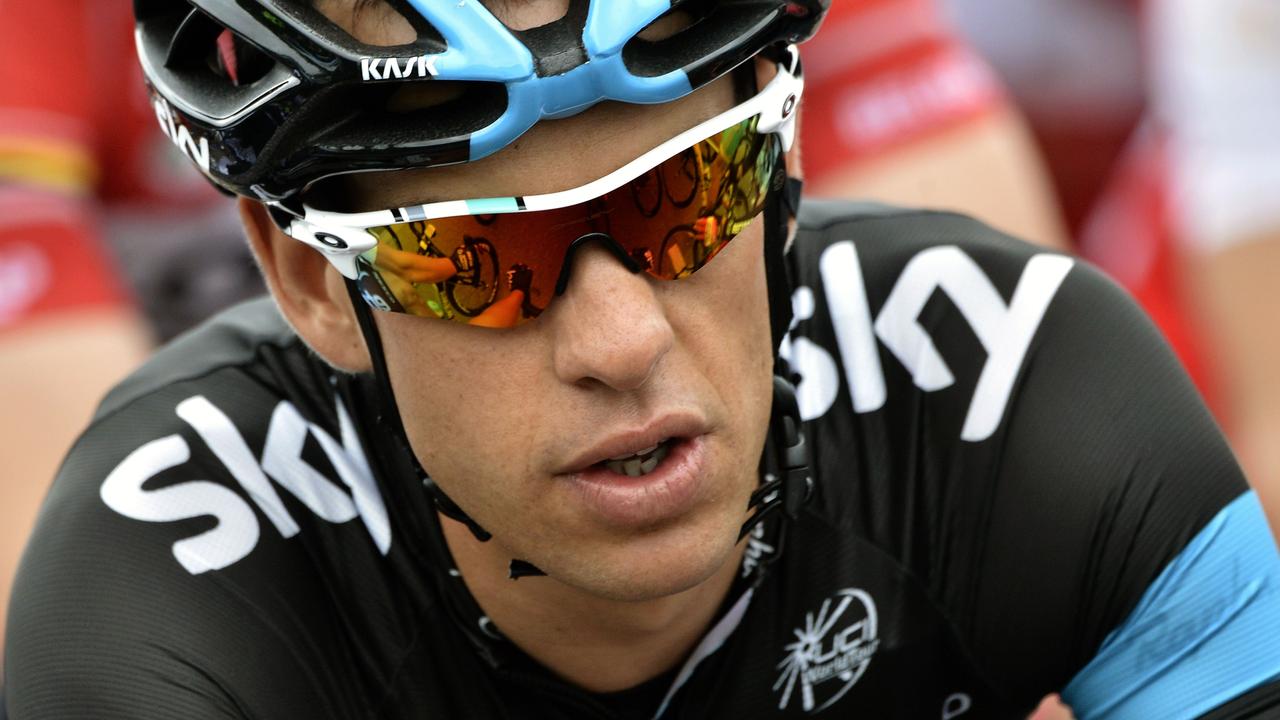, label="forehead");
[310,0,573,42]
